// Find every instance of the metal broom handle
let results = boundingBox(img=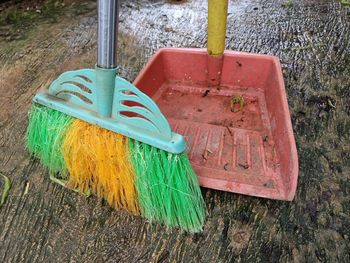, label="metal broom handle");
[97,0,120,69]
